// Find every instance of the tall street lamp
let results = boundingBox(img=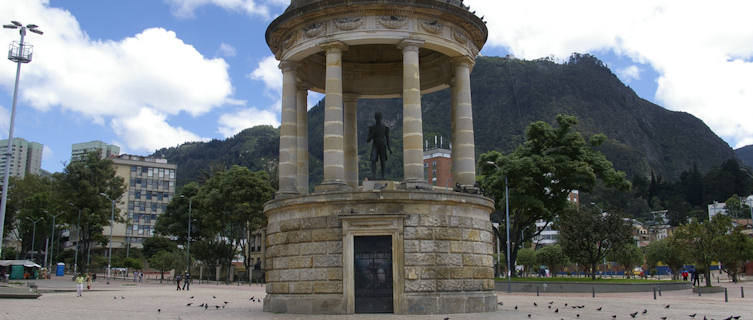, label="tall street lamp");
[0,21,42,258]
[25,216,42,263]
[180,195,193,273]
[46,211,62,273]
[99,193,116,284]
[68,203,81,275]
[486,161,512,293]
